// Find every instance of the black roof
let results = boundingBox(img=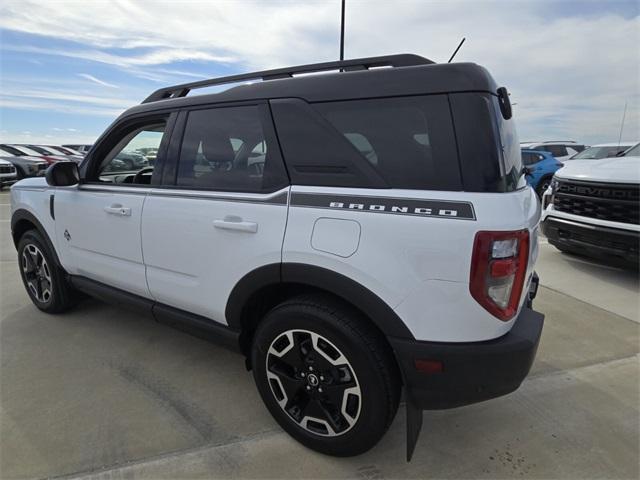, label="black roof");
[123,54,499,118]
